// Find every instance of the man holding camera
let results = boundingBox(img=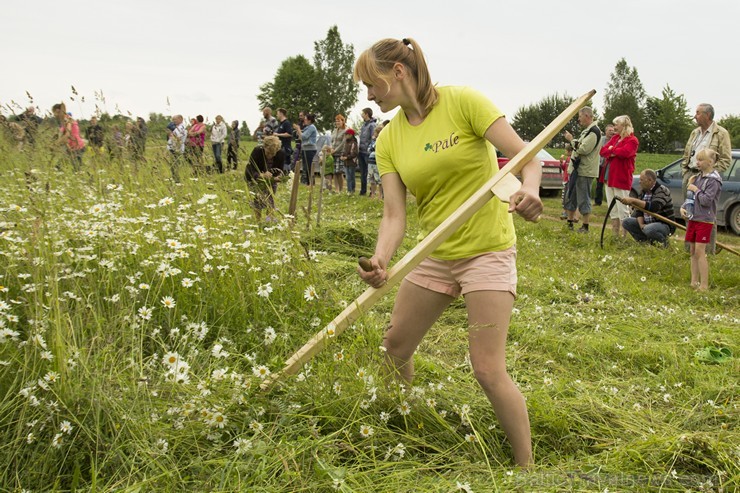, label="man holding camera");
[563,107,601,233]
[681,104,731,253]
